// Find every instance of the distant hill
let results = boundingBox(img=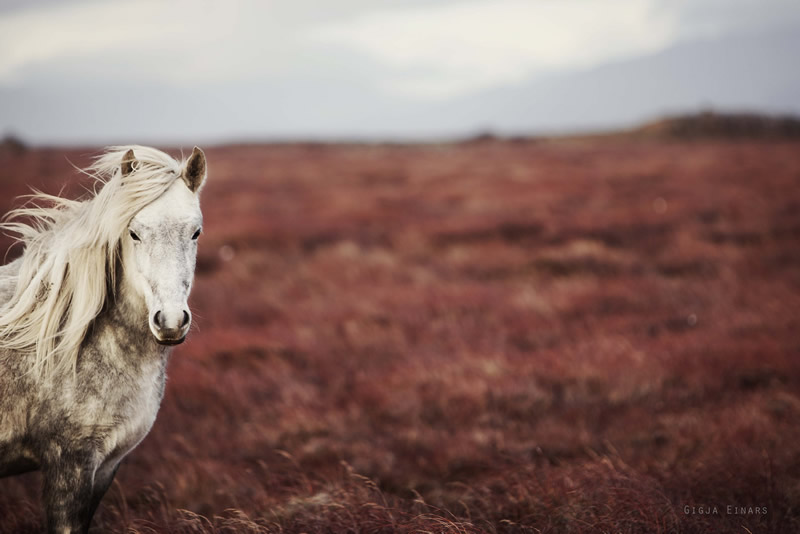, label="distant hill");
[630,112,800,139]
[457,112,800,143]
[0,134,27,155]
